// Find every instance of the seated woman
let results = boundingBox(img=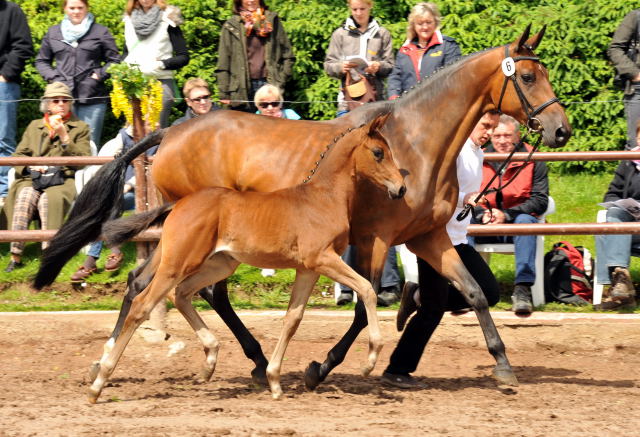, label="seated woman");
[172,77,220,126]
[254,84,300,120]
[594,122,640,307]
[4,82,91,272]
